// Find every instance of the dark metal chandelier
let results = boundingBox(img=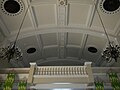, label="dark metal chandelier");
[0,4,30,63]
[94,0,120,62]
[102,42,120,62]
[0,44,22,62]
